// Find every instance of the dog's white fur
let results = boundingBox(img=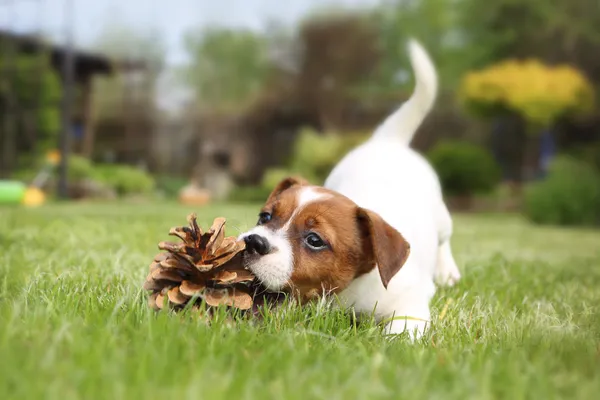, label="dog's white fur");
[325,40,460,337]
[242,40,460,338]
